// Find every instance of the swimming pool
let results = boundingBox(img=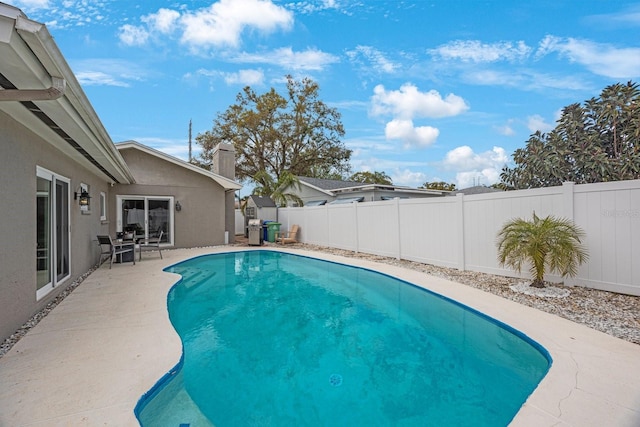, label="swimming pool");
[136,250,551,426]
